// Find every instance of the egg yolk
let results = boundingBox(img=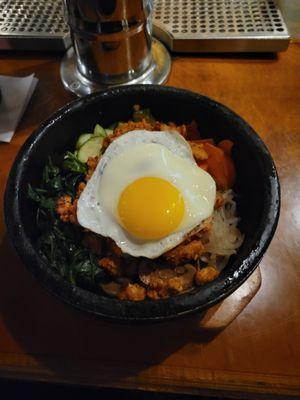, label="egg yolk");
[118,177,185,240]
